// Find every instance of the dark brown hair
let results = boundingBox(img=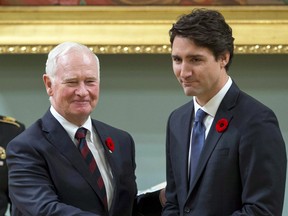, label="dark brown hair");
[169,8,234,71]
